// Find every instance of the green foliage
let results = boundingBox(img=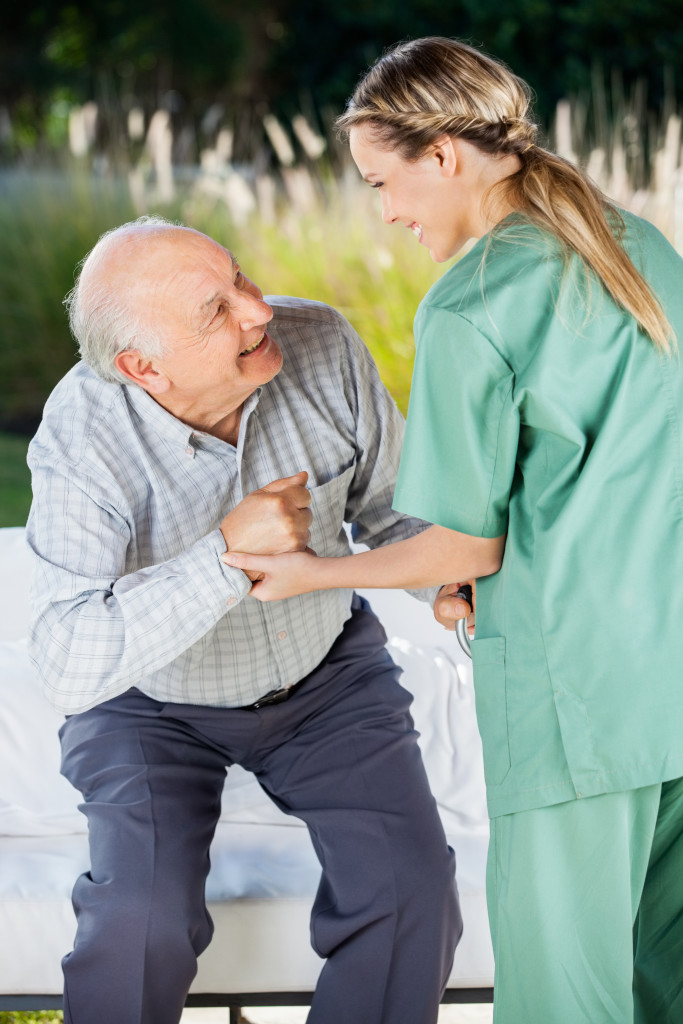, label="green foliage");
[0,433,32,527]
[0,167,435,438]
[186,187,442,413]
[0,163,440,524]
[0,169,149,431]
